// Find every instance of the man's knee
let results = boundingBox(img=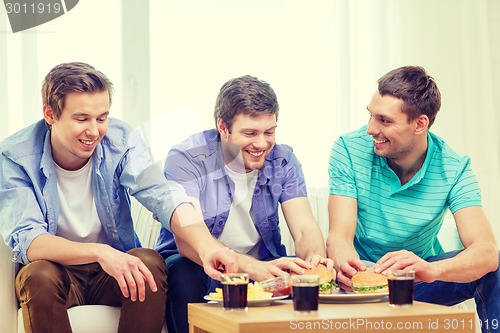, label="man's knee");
[166,254,207,281]
[16,260,69,300]
[165,254,210,295]
[17,260,66,285]
[129,248,166,269]
[128,248,168,290]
